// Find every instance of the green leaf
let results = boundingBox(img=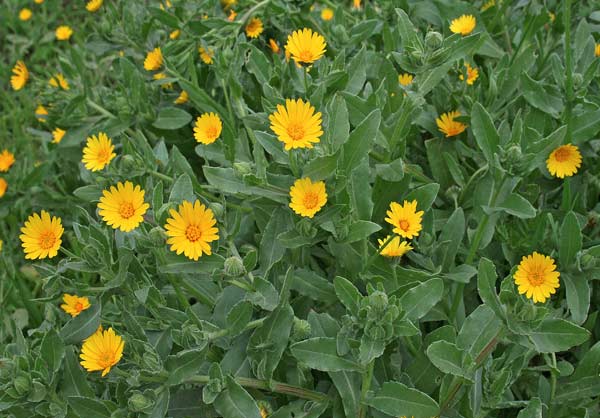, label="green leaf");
[329,371,361,418]
[375,158,404,182]
[214,377,262,418]
[334,276,362,316]
[325,94,350,153]
[559,212,582,266]
[226,301,253,337]
[302,154,339,181]
[426,341,471,379]
[59,302,101,344]
[148,7,180,28]
[437,208,465,271]
[61,347,94,398]
[400,278,444,321]
[521,73,564,118]
[169,174,194,203]
[67,397,112,418]
[477,258,505,320]
[253,131,287,164]
[40,329,65,374]
[259,208,291,274]
[290,337,362,372]
[291,269,337,303]
[572,109,600,144]
[496,193,536,219]
[73,185,102,202]
[563,273,590,325]
[340,109,381,174]
[246,45,271,85]
[165,348,207,385]
[456,304,503,358]
[516,397,542,418]
[159,253,225,275]
[152,107,193,130]
[358,337,386,364]
[554,376,600,401]
[365,381,439,417]
[404,183,439,211]
[529,319,590,353]
[471,102,500,163]
[394,9,424,52]
[203,167,246,194]
[343,221,381,243]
